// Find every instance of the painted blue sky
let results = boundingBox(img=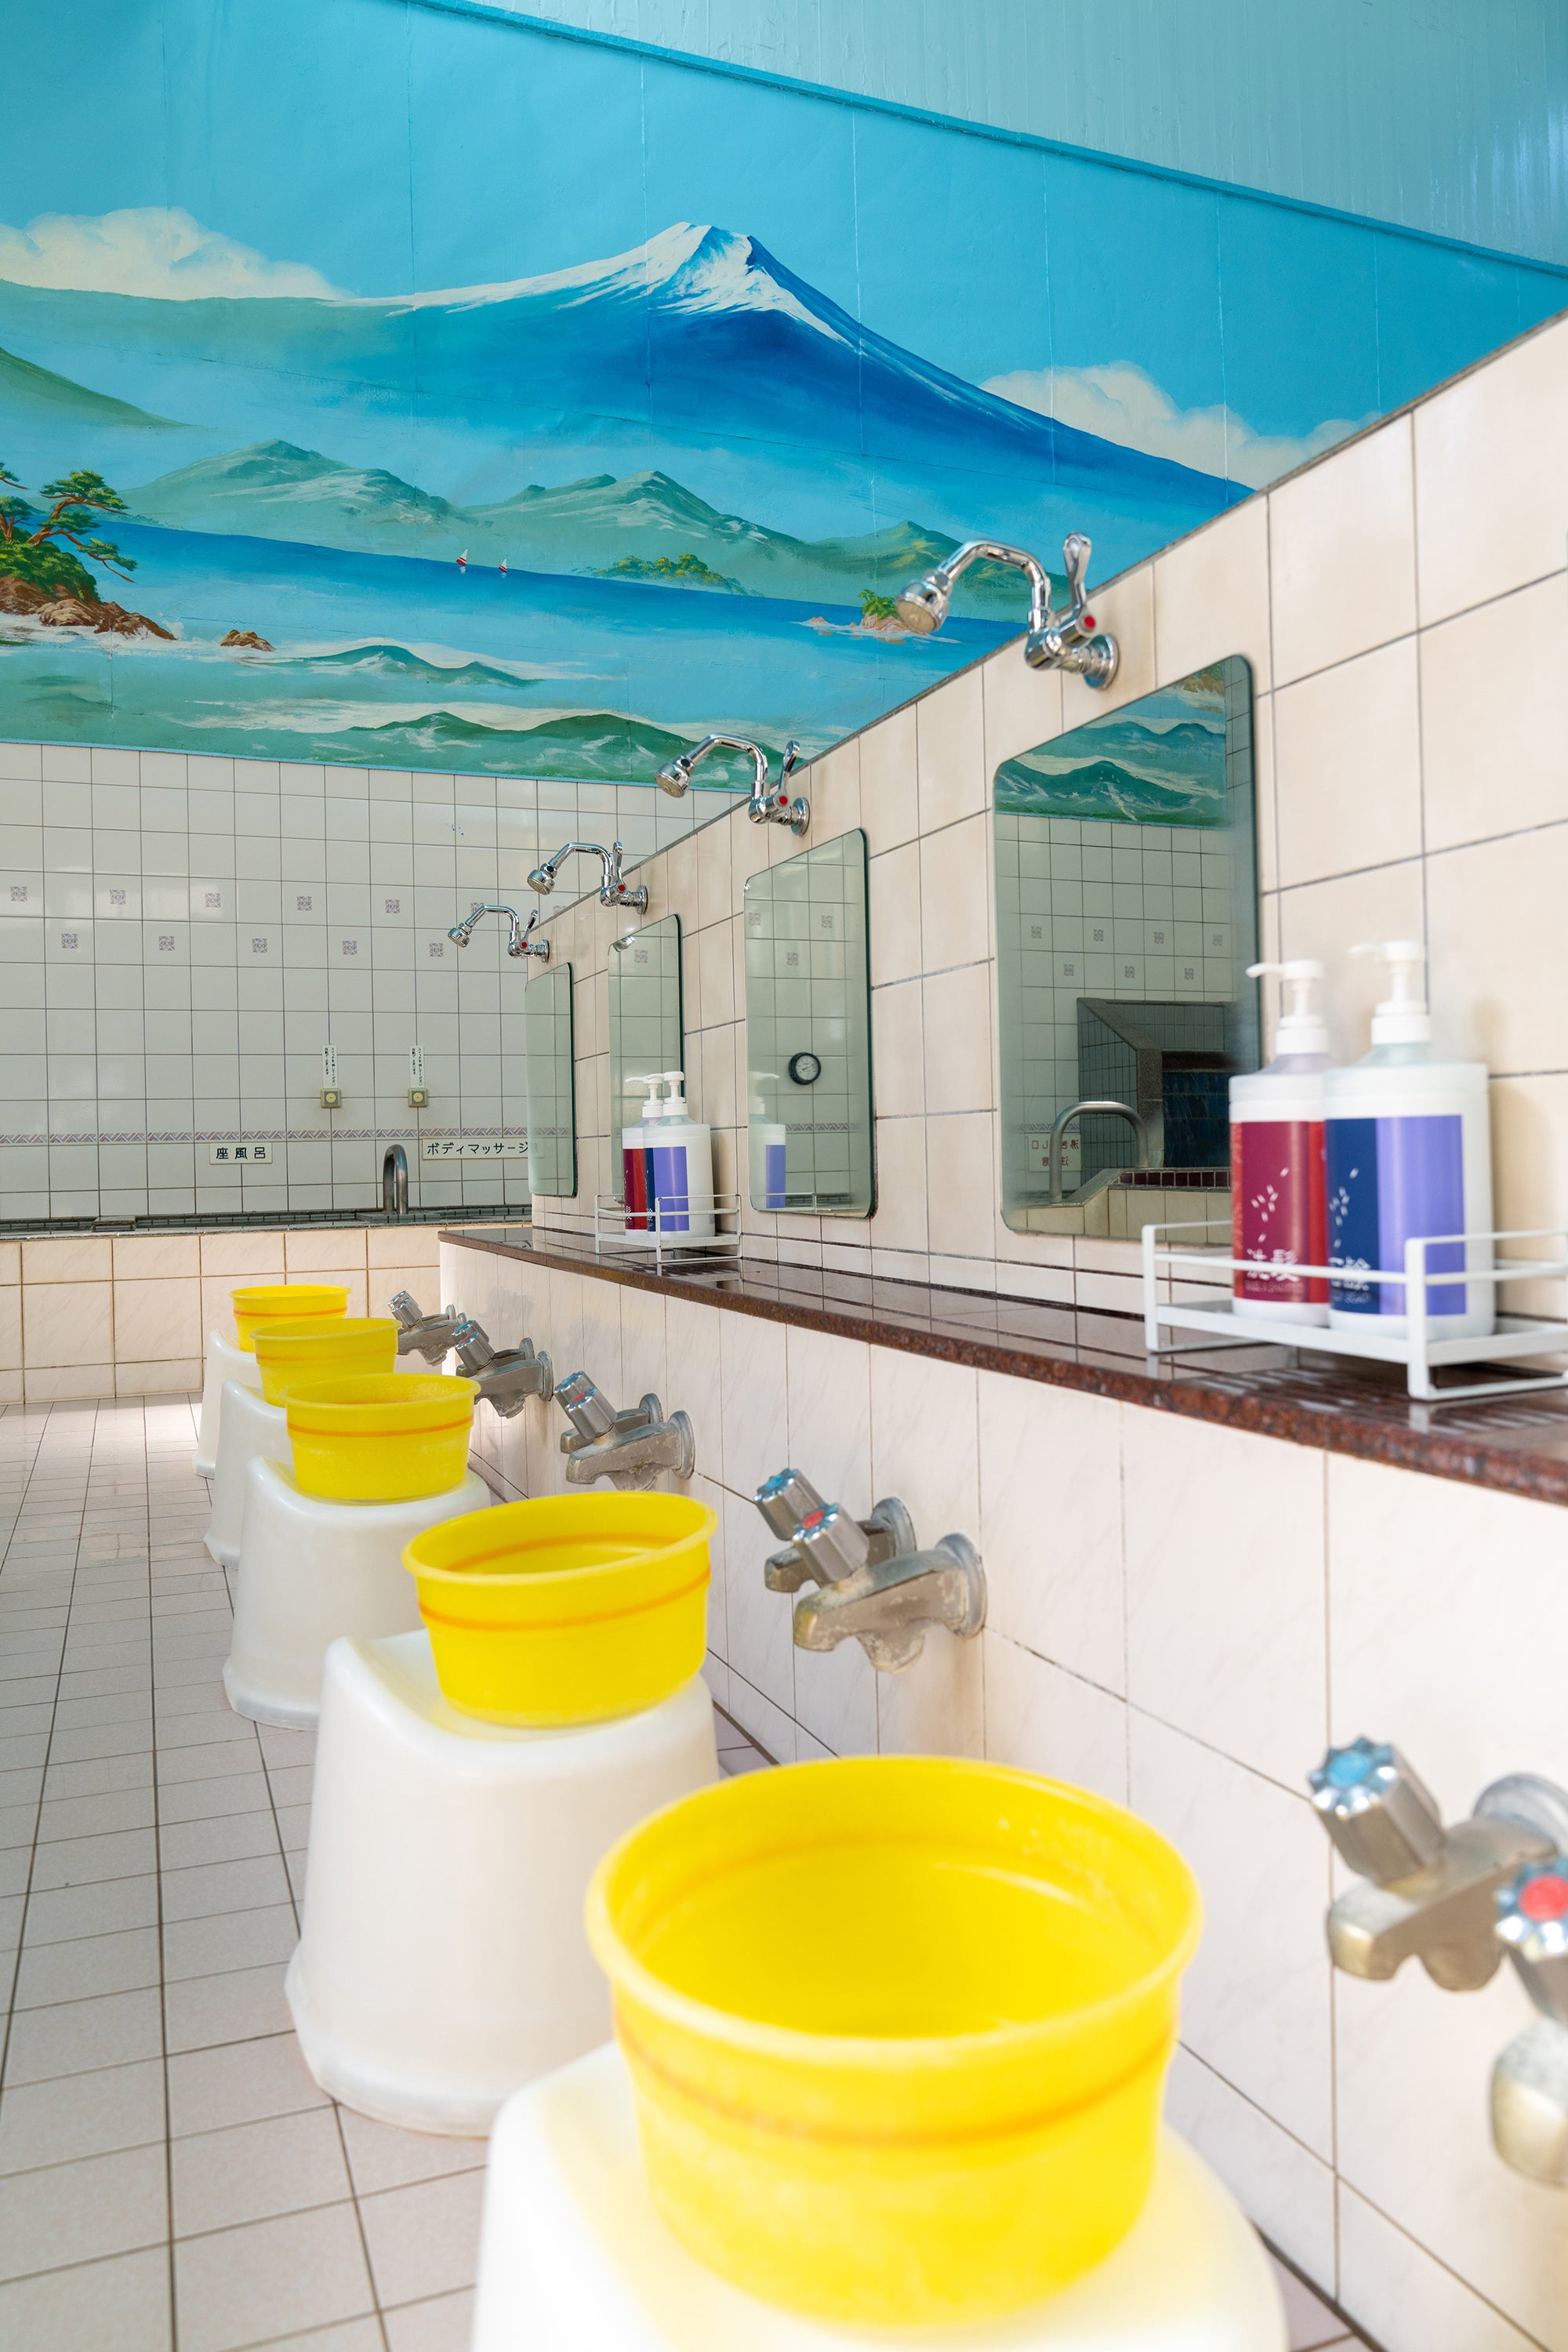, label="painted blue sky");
[4,0,1563,481]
